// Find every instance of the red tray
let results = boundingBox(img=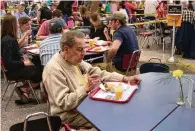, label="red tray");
[89,82,138,103]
